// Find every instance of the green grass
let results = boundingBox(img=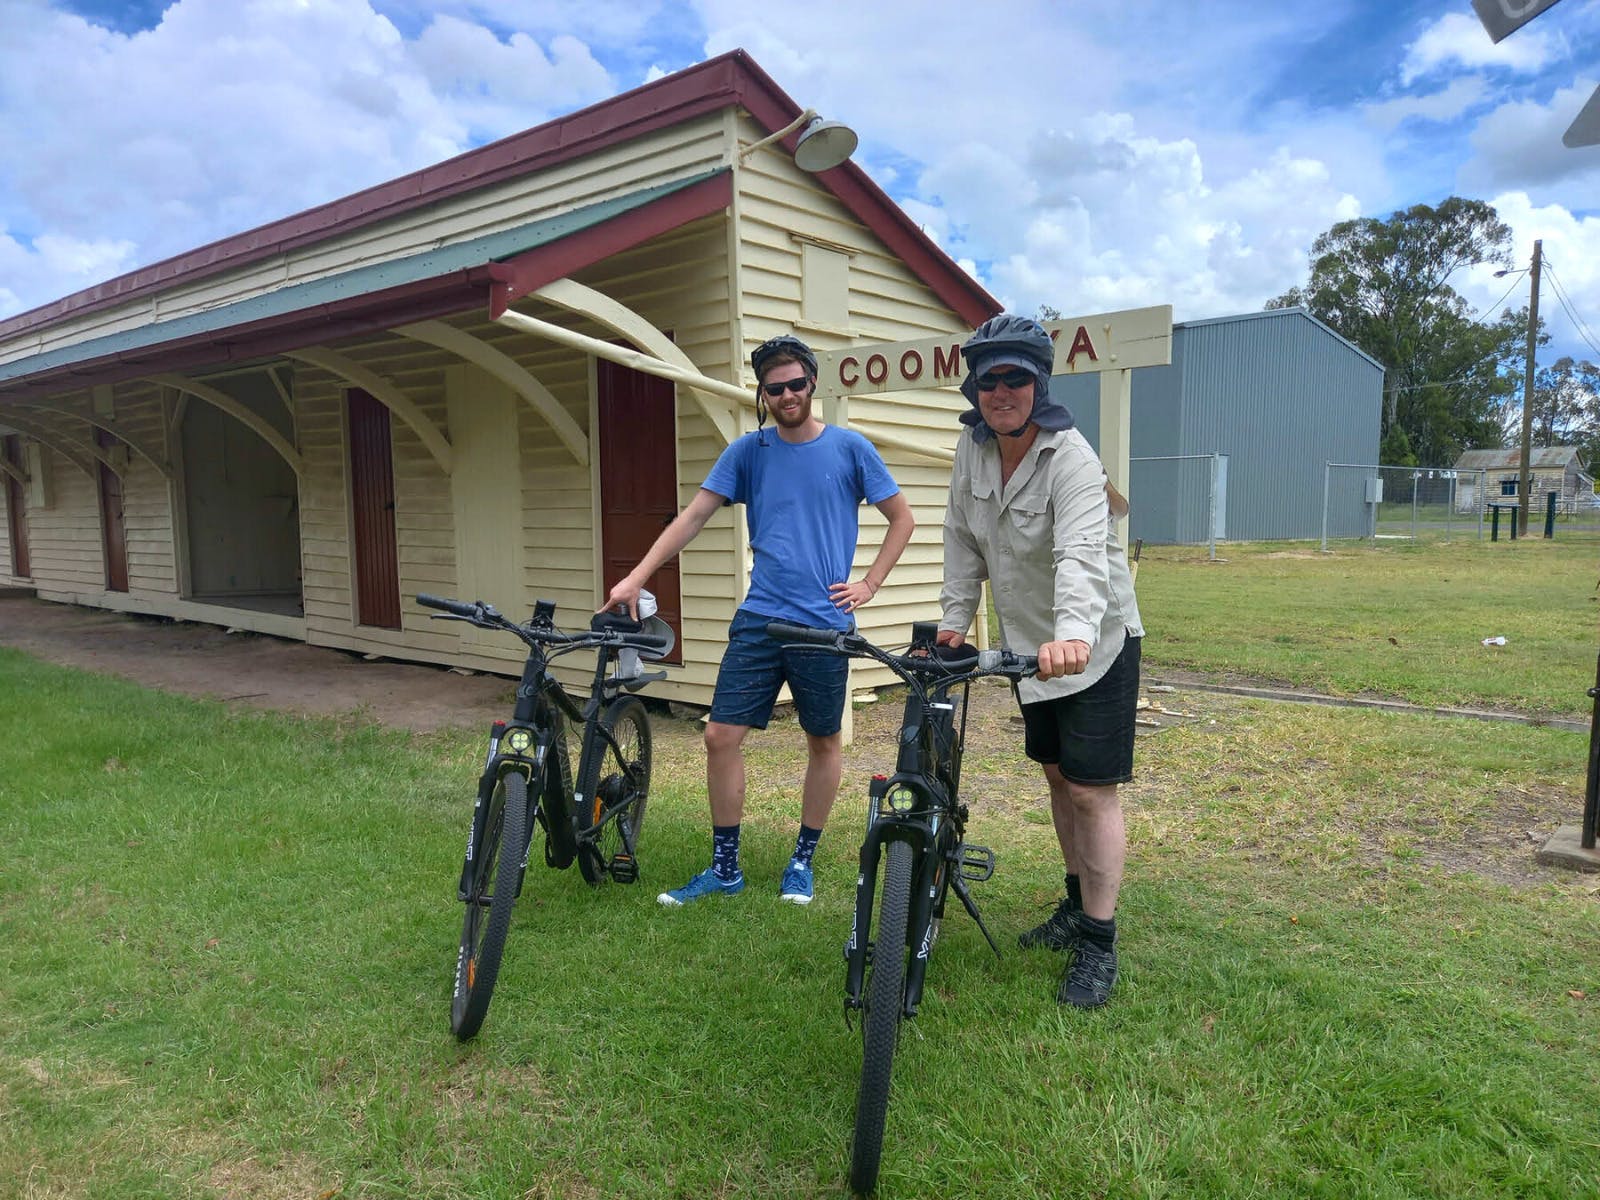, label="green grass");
[3,637,1598,1199]
[1131,538,1599,716]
